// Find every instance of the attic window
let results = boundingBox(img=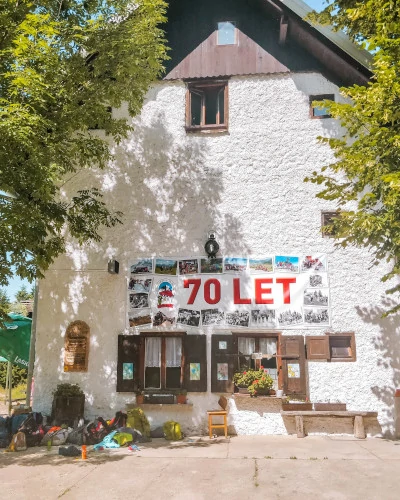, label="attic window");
[217,22,236,45]
[186,81,228,132]
[321,211,339,238]
[310,94,334,118]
